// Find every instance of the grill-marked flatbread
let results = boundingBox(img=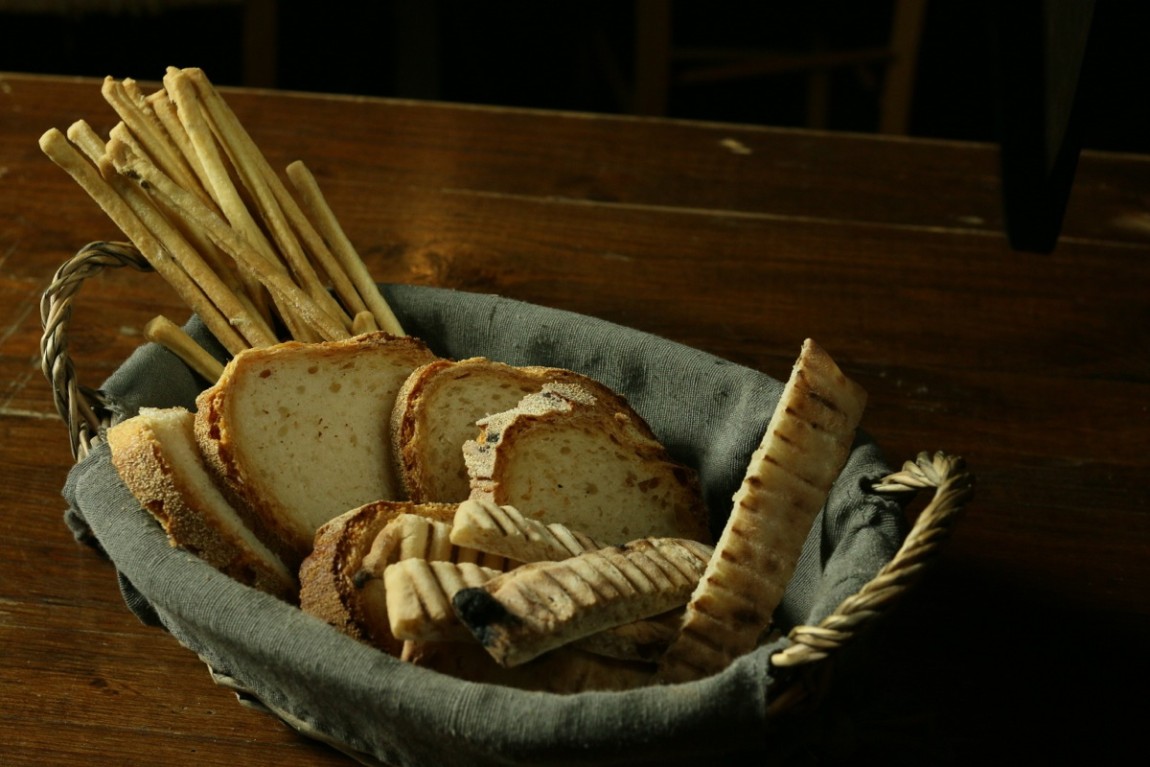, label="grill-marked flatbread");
[453,537,712,667]
[657,339,866,683]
